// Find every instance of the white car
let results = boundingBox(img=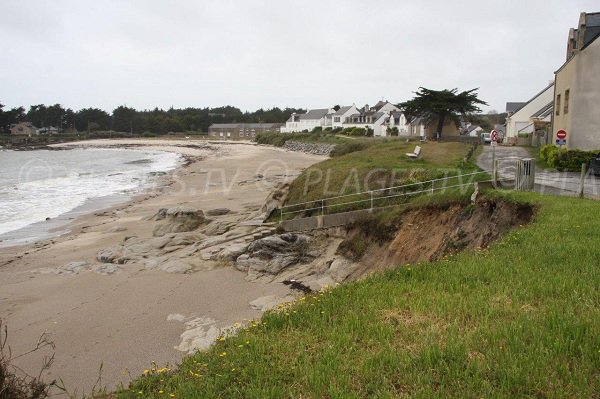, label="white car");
[480,133,492,144]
